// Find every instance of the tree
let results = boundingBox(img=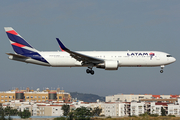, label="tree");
[0,108,6,120]
[6,116,12,120]
[68,111,74,120]
[18,109,31,119]
[55,106,93,120]
[54,117,67,120]
[61,104,70,116]
[10,109,18,116]
[73,106,92,120]
[161,107,166,116]
[0,106,13,120]
[92,107,102,116]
